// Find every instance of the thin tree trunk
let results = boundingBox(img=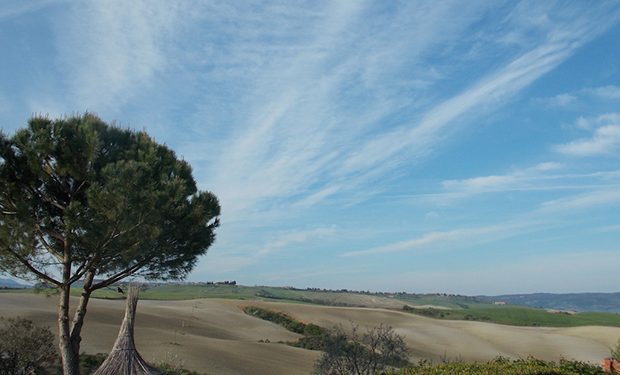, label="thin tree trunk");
[70,270,96,360]
[58,284,79,375]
